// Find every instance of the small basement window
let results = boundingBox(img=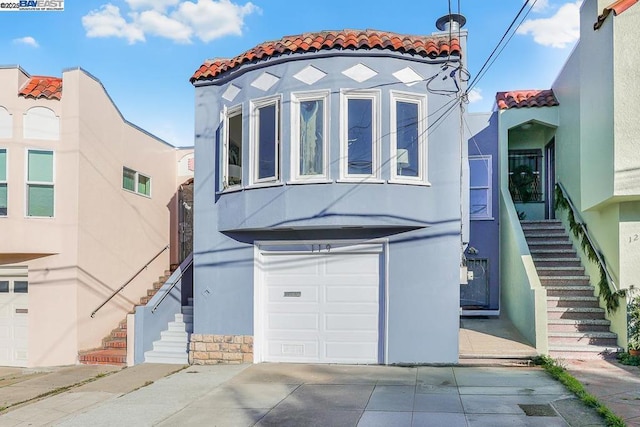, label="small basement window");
[123,167,151,197]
